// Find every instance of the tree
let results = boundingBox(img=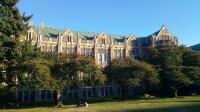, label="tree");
[50,62,71,108]
[19,58,52,89]
[182,50,200,67]
[105,58,159,98]
[49,54,106,108]
[66,54,106,99]
[160,67,192,97]
[182,66,200,94]
[145,45,199,96]
[146,46,184,68]
[0,0,32,88]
